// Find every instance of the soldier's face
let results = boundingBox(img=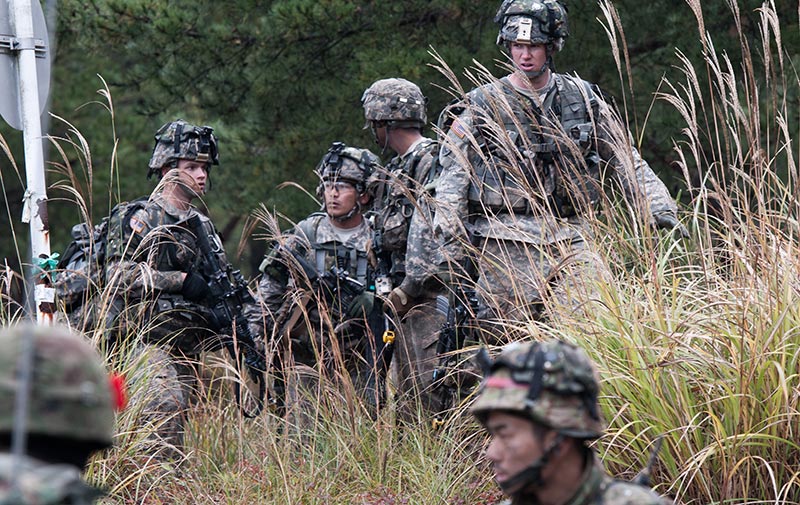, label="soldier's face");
[323,180,360,218]
[510,42,547,75]
[174,159,208,197]
[485,412,549,493]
